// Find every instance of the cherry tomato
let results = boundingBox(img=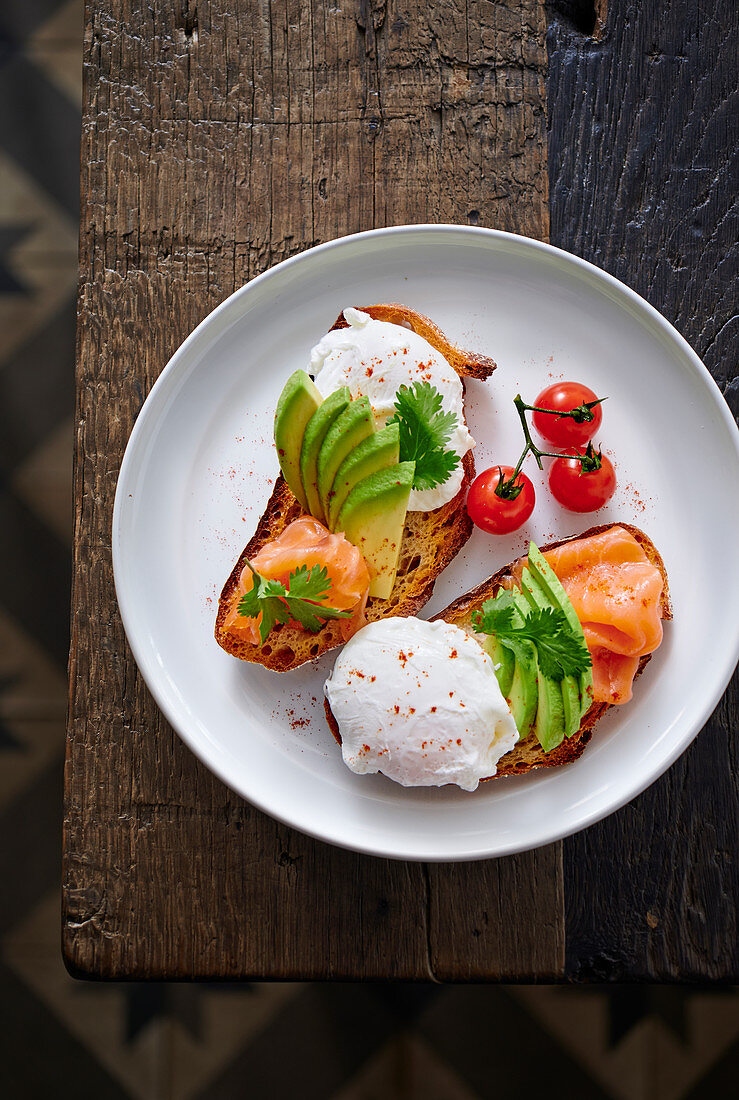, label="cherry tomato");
[467,466,536,534]
[548,447,616,512]
[532,381,603,448]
